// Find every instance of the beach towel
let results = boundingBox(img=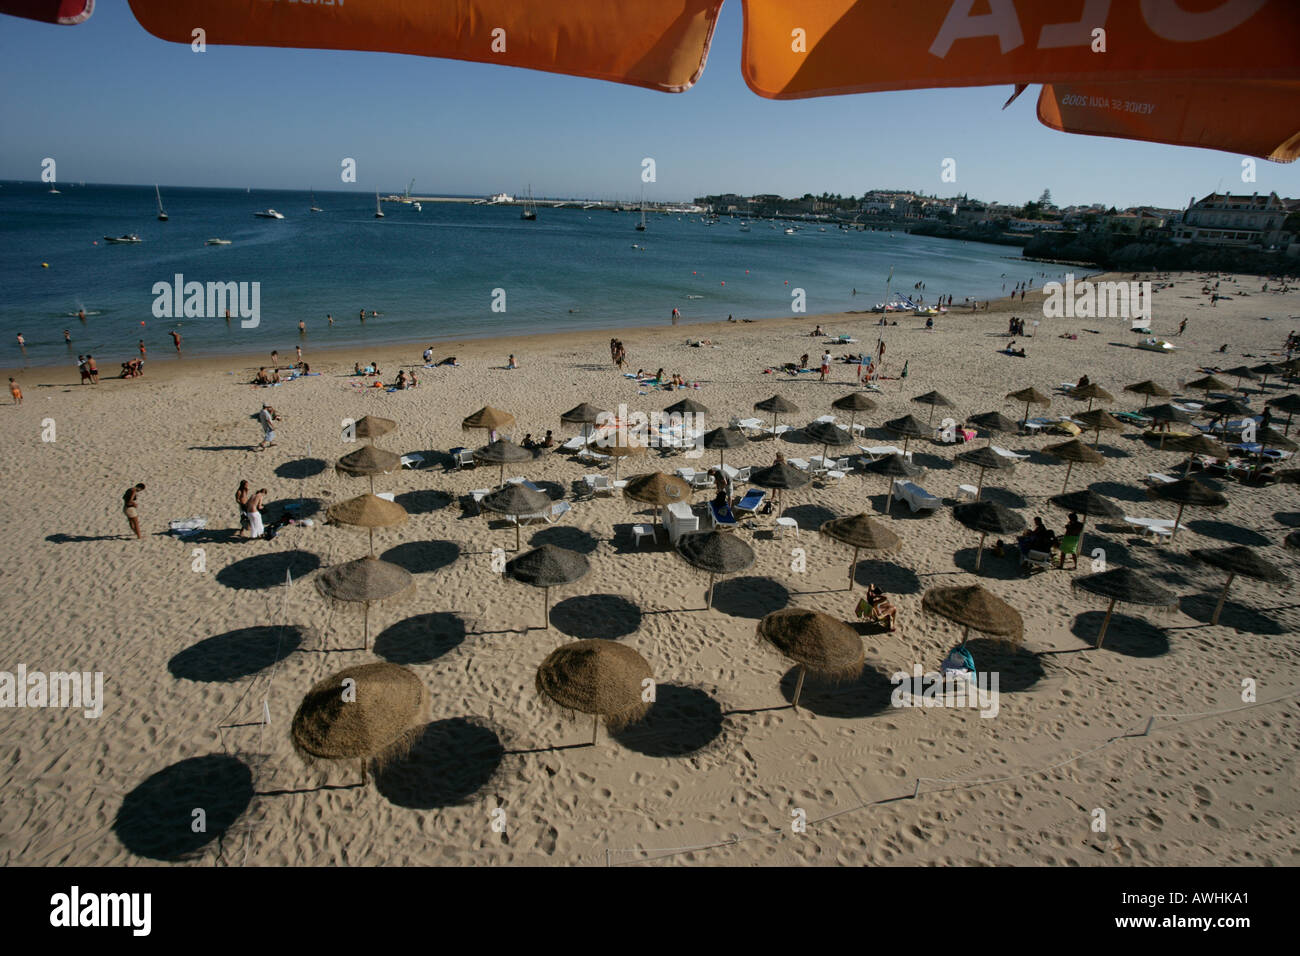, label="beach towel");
[246,510,264,538]
[168,517,207,538]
